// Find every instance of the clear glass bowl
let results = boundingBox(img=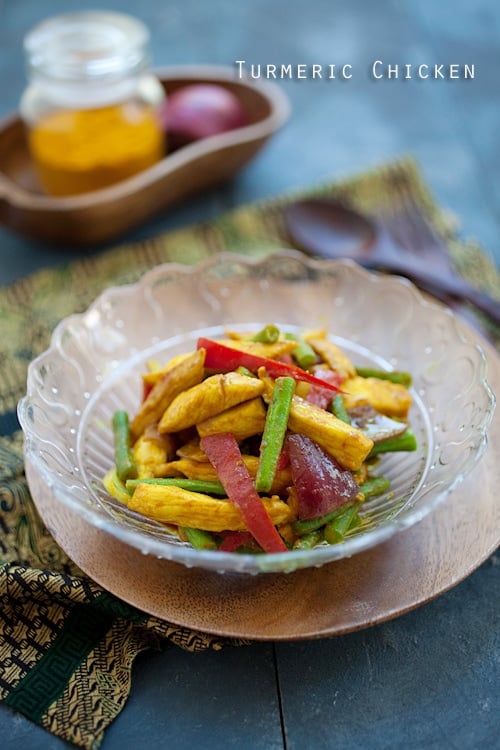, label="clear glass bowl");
[18,251,496,574]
